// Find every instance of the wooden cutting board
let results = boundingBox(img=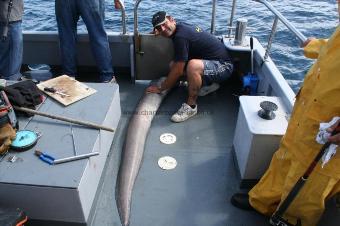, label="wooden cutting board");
[37,75,97,106]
